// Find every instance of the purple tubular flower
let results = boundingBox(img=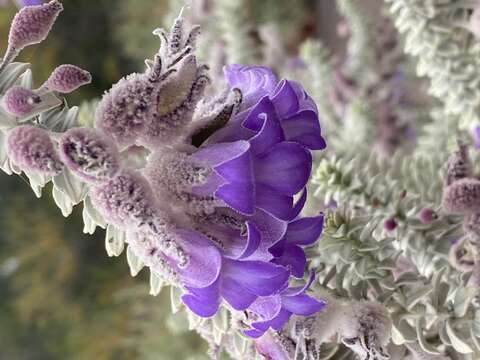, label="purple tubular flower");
[2,85,41,117]
[58,127,120,183]
[209,66,326,151]
[181,259,289,317]
[244,272,326,338]
[42,64,91,93]
[224,64,278,110]
[6,124,63,174]
[1,1,62,71]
